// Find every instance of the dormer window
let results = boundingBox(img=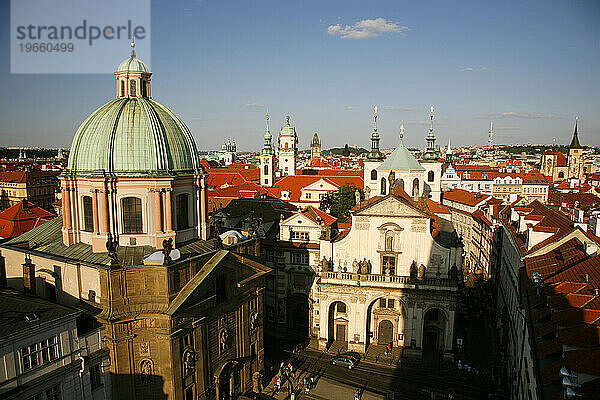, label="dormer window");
[120,81,125,97]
